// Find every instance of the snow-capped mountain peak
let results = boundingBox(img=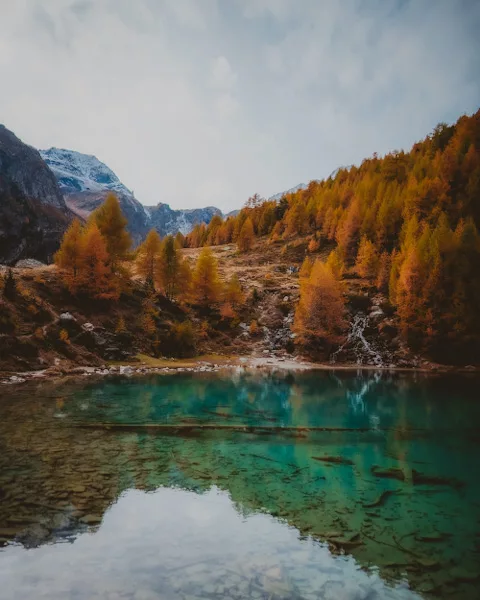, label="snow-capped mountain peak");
[40,148,133,197]
[40,146,224,244]
[268,183,308,202]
